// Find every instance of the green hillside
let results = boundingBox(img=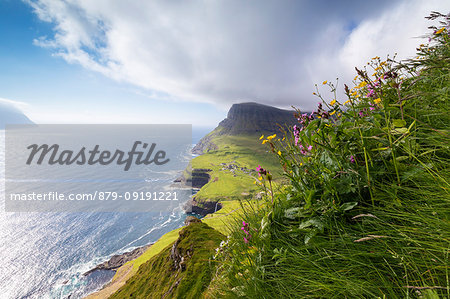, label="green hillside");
[110,221,224,299]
